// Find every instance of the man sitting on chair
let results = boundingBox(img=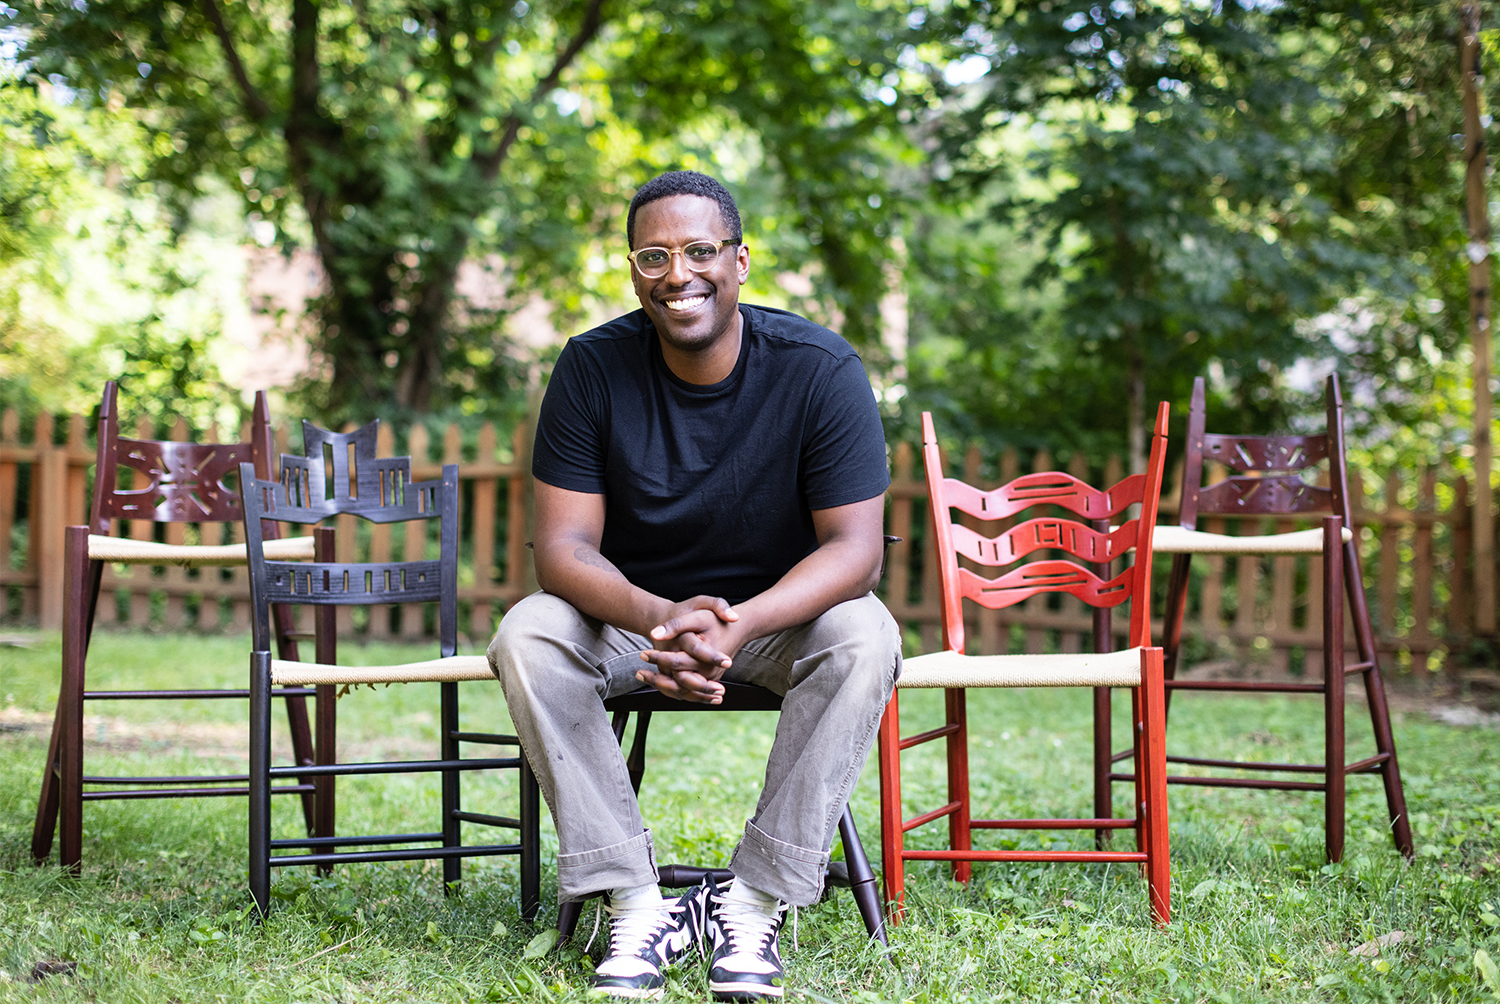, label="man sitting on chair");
[488,170,899,1001]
